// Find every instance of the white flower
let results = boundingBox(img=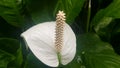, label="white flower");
[21,11,76,67]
